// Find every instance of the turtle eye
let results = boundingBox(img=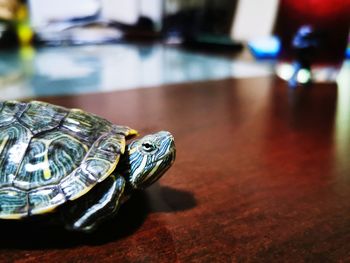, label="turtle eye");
[141,142,156,153]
